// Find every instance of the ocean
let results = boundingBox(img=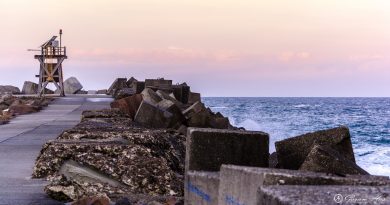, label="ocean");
[203,97,390,176]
